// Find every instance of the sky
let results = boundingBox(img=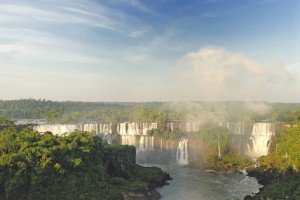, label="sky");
[0,0,299,102]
